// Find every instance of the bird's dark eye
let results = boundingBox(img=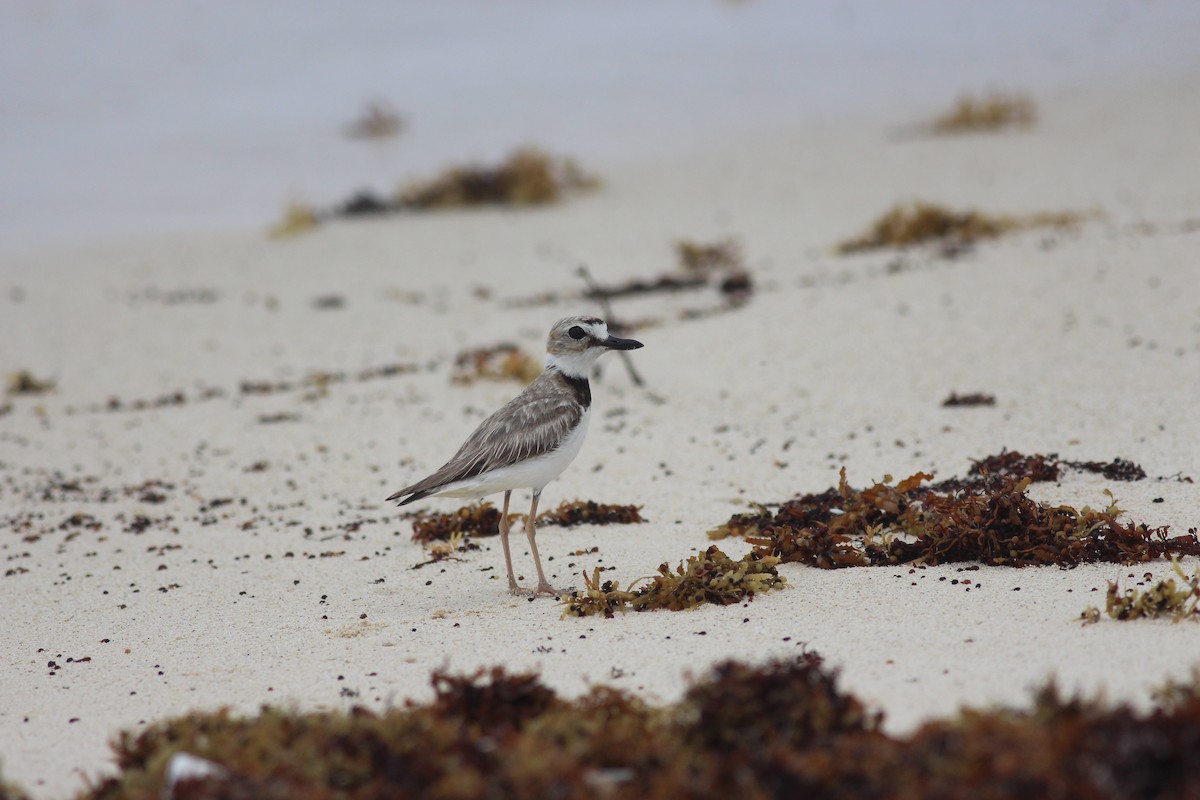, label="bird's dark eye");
[568,325,587,340]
